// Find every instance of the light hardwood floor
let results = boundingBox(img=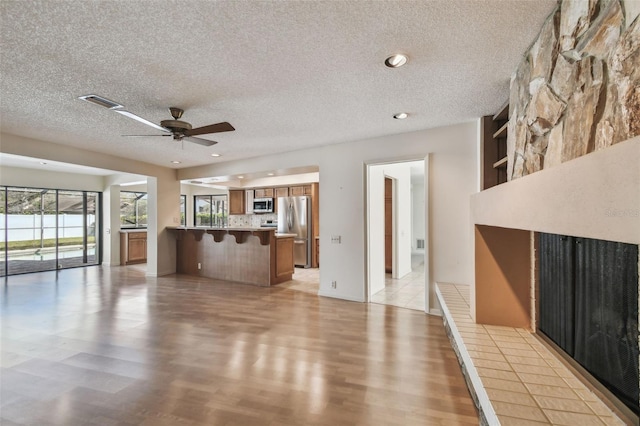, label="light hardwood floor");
[1,266,478,425]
